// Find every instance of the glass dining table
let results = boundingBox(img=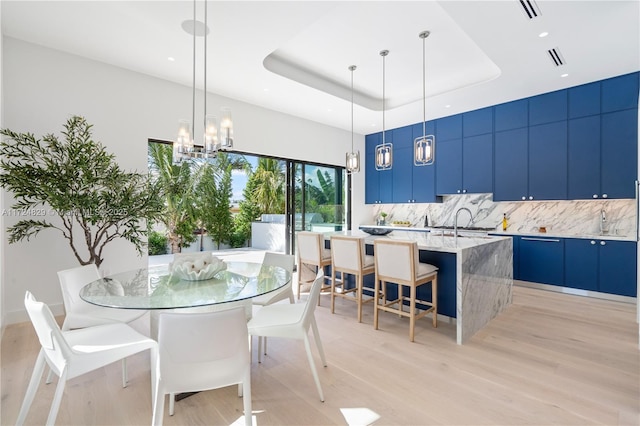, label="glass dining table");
[80,261,291,338]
